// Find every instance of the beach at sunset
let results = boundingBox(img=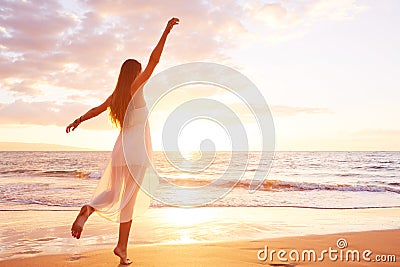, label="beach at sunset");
[1,0,400,266]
